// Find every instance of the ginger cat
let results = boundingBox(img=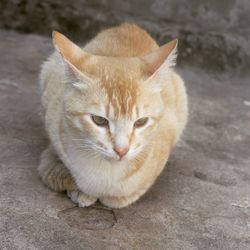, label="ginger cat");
[38,23,188,208]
